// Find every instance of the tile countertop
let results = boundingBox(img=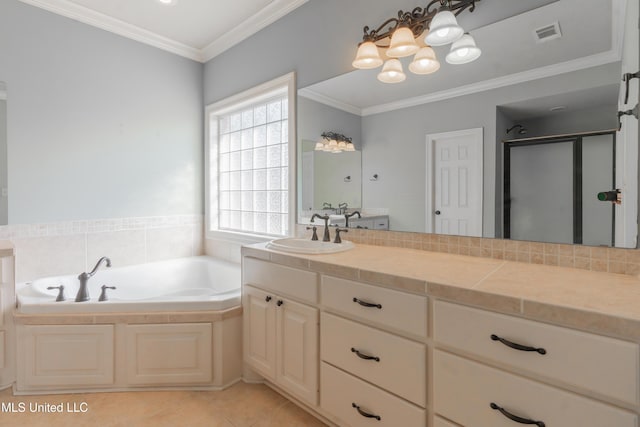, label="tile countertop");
[0,240,14,258]
[243,242,640,341]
